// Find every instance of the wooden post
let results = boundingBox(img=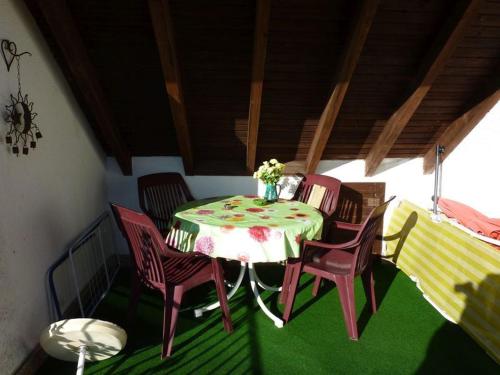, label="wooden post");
[246,0,271,174]
[24,0,132,175]
[148,0,194,175]
[305,0,379,174]
[423,90,500,174]
[364,0,481,176]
